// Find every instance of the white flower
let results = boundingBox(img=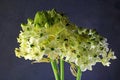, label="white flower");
[15,9,116,74]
